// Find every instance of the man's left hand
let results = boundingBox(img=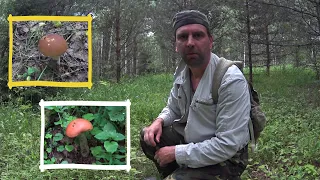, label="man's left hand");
[154,146,176,167]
